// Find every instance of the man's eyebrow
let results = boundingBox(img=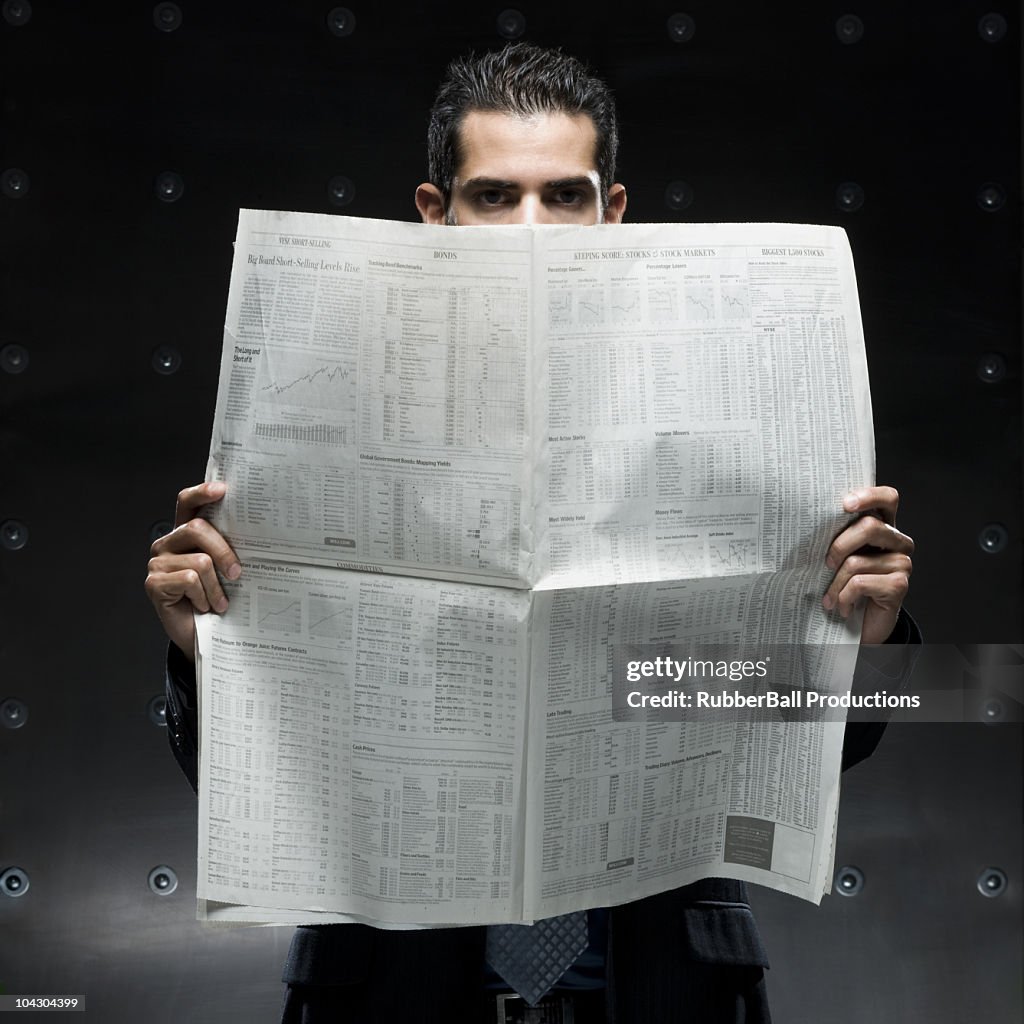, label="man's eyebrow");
[459,177,518,190]
[545,177,597,191]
